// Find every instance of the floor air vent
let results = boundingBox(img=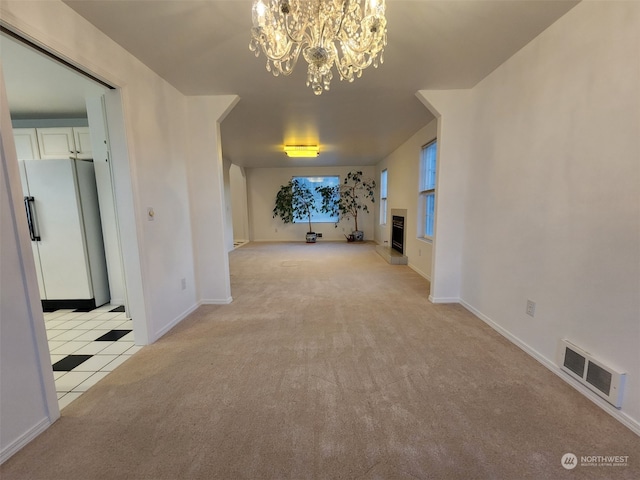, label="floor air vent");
[556,340,626,408]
